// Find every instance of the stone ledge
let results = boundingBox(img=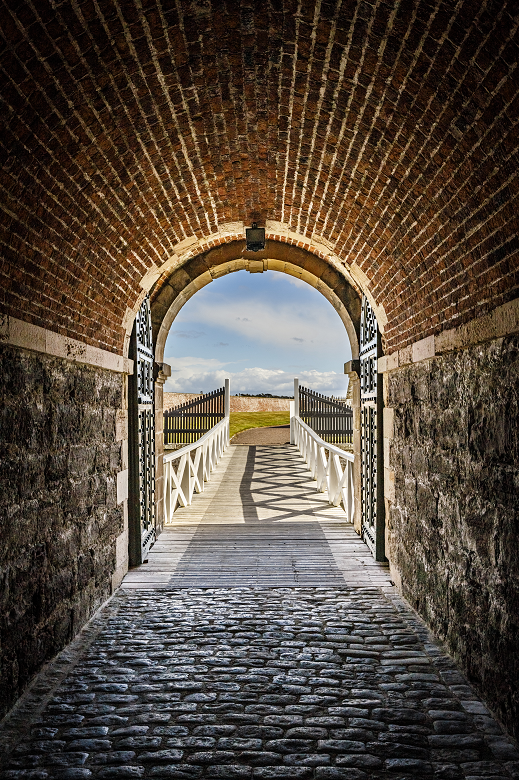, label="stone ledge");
[384,467,395,502]
[115,527,129,574]
[0,315,133,374]
[116,469,129,504]
[379,297,519,372]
